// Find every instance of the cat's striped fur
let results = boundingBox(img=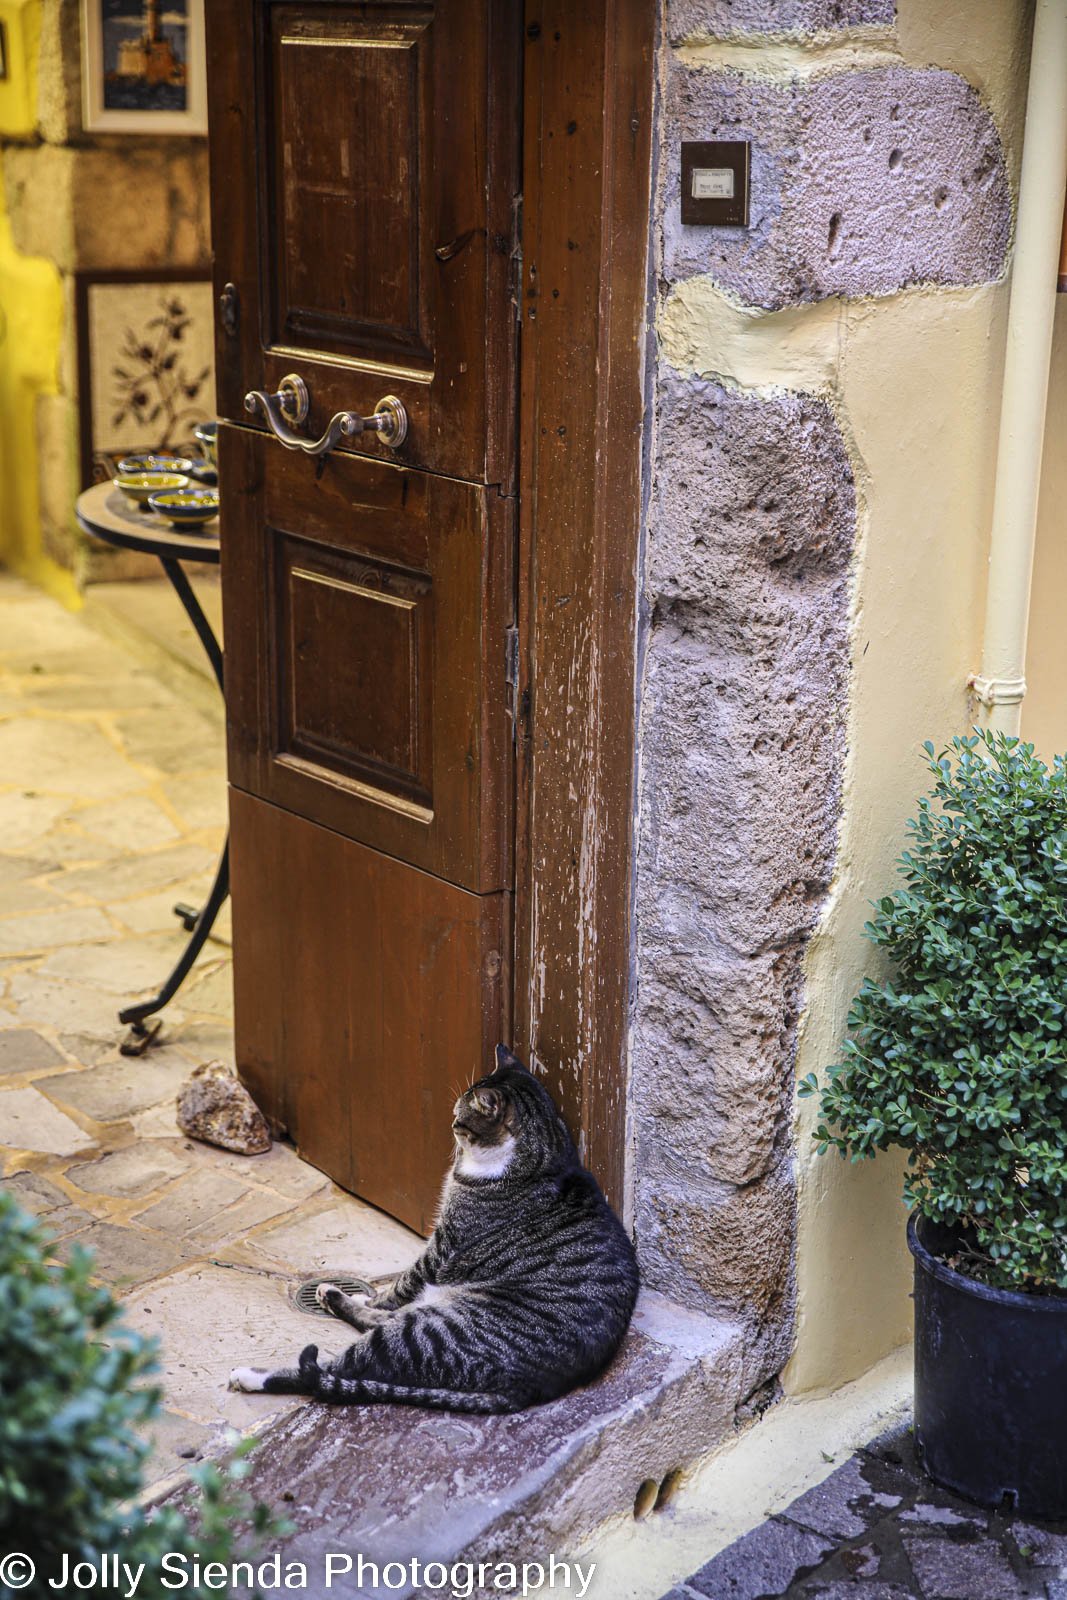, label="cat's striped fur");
[229,1045,639,1413]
